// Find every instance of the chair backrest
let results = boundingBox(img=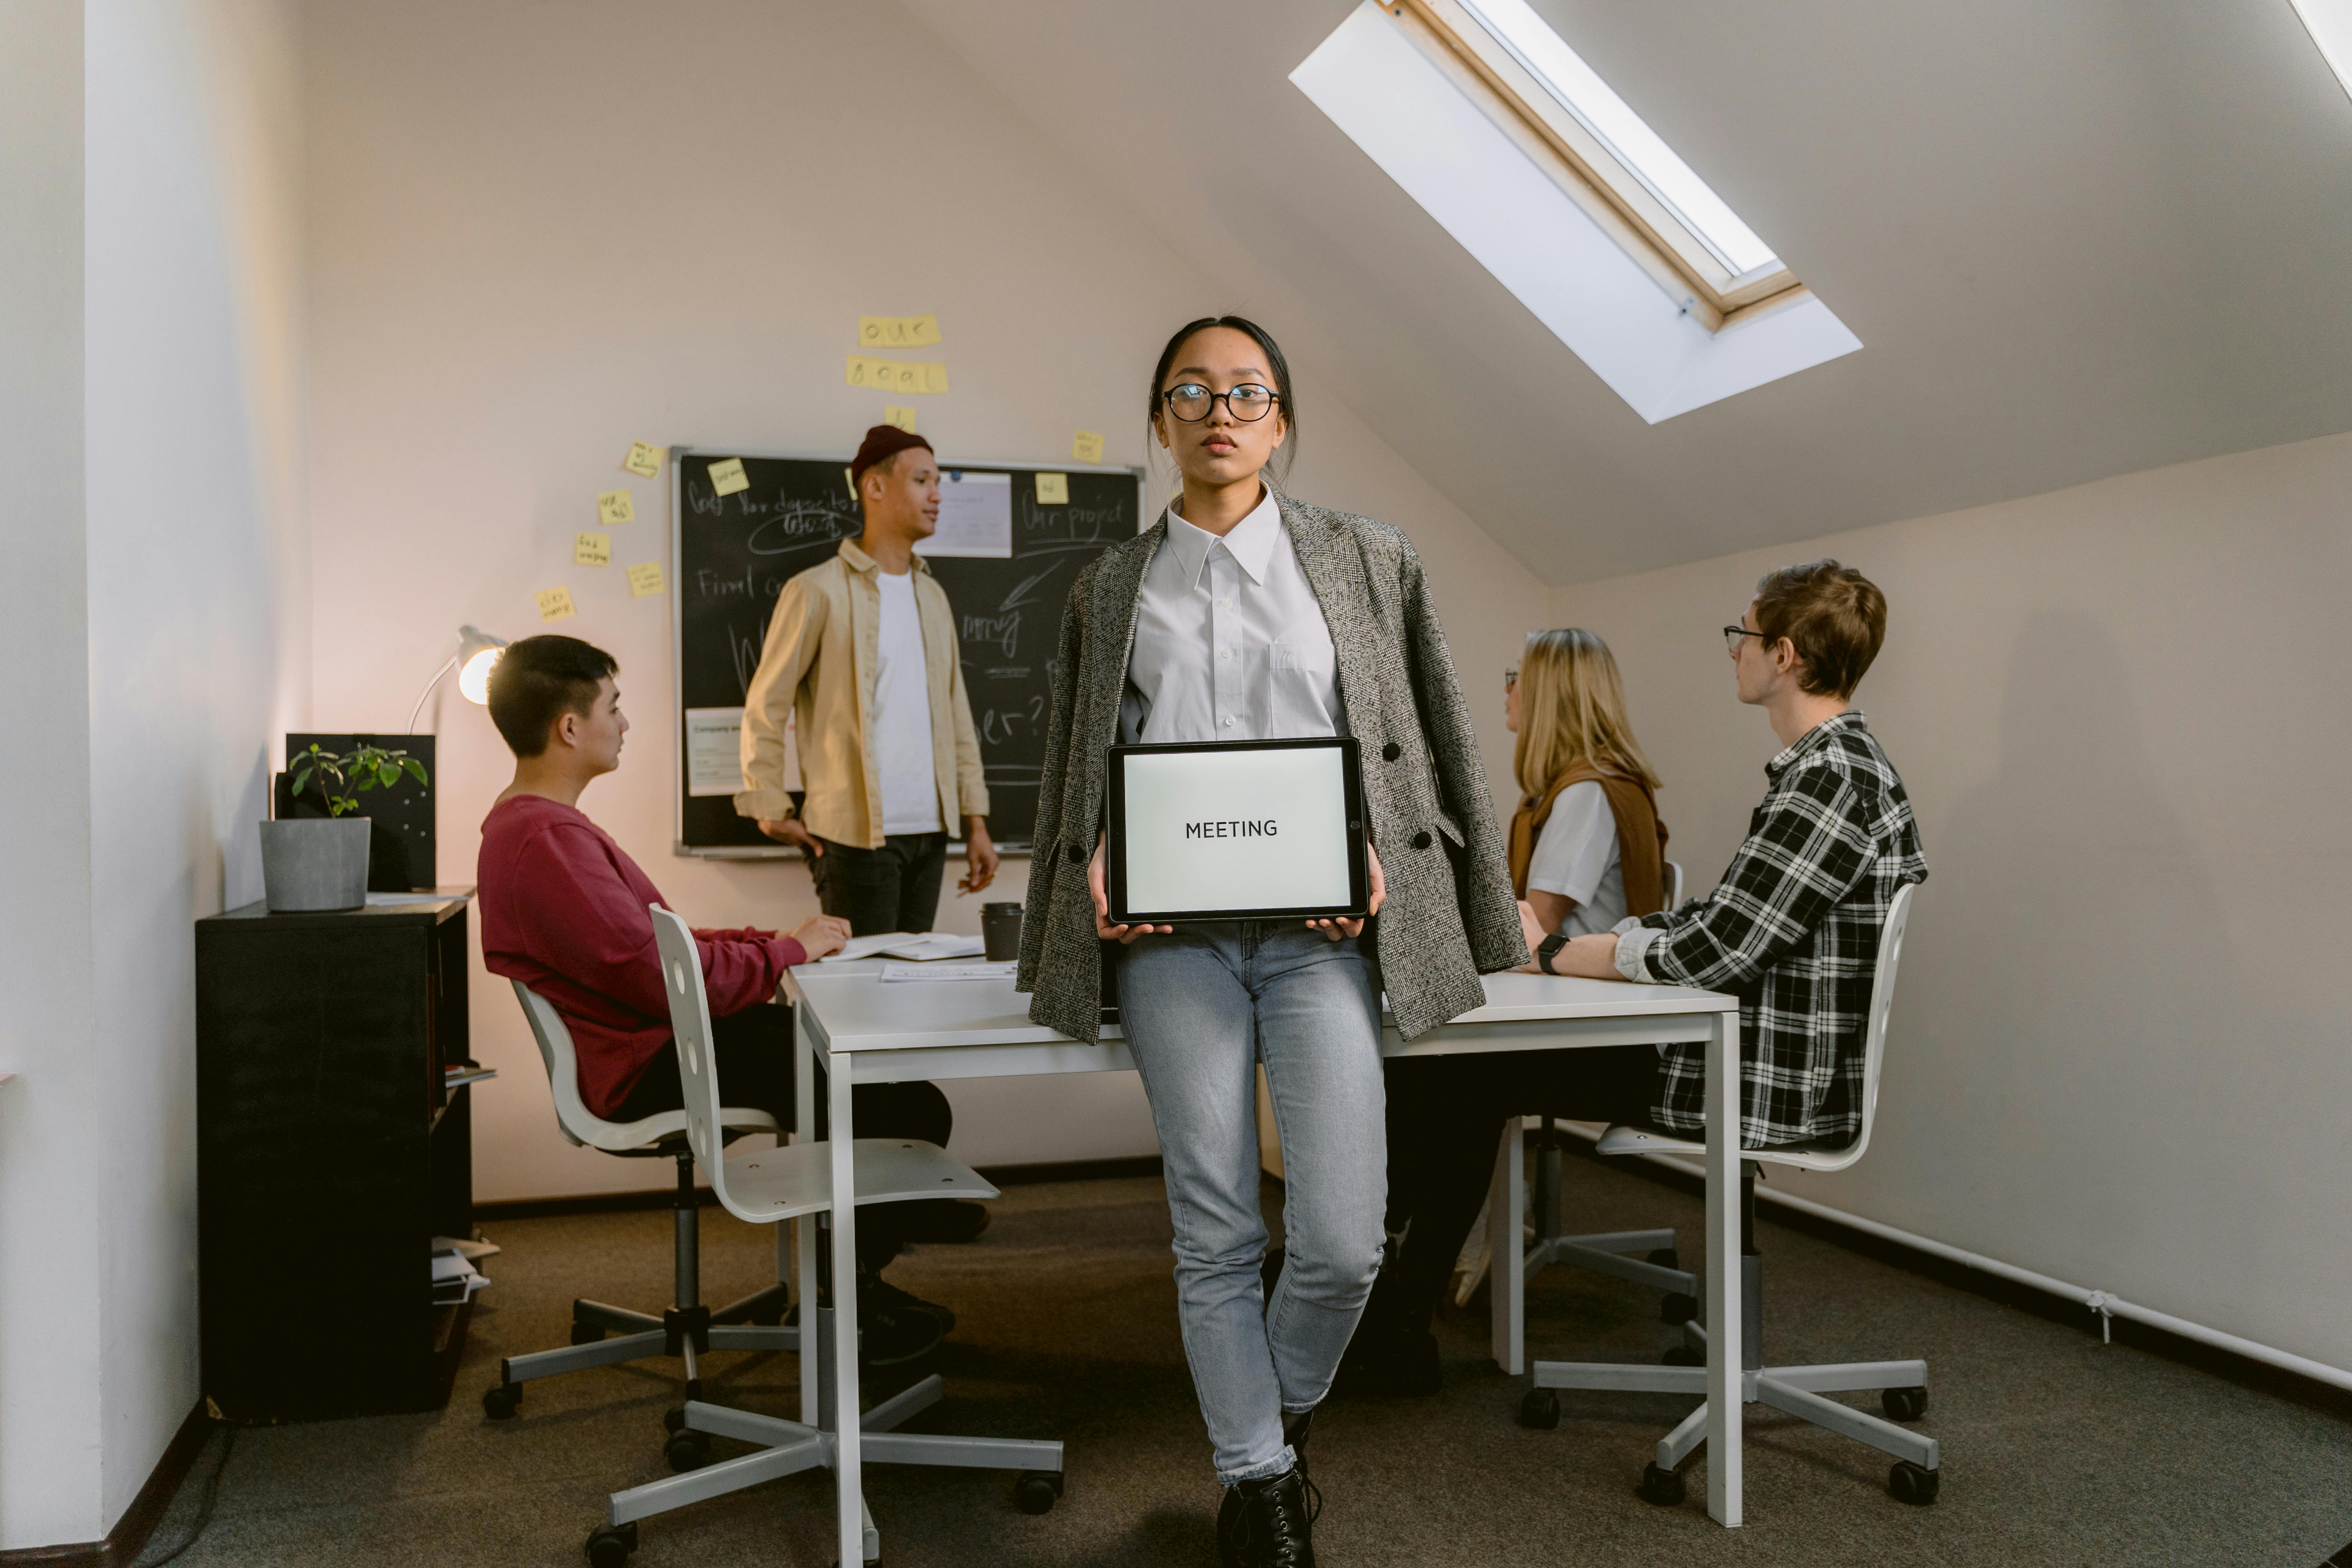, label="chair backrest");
[1662,859,1685,910]
[511,979,774,1153]
[648,905,751,1216]
[1793,879,1916,1172]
